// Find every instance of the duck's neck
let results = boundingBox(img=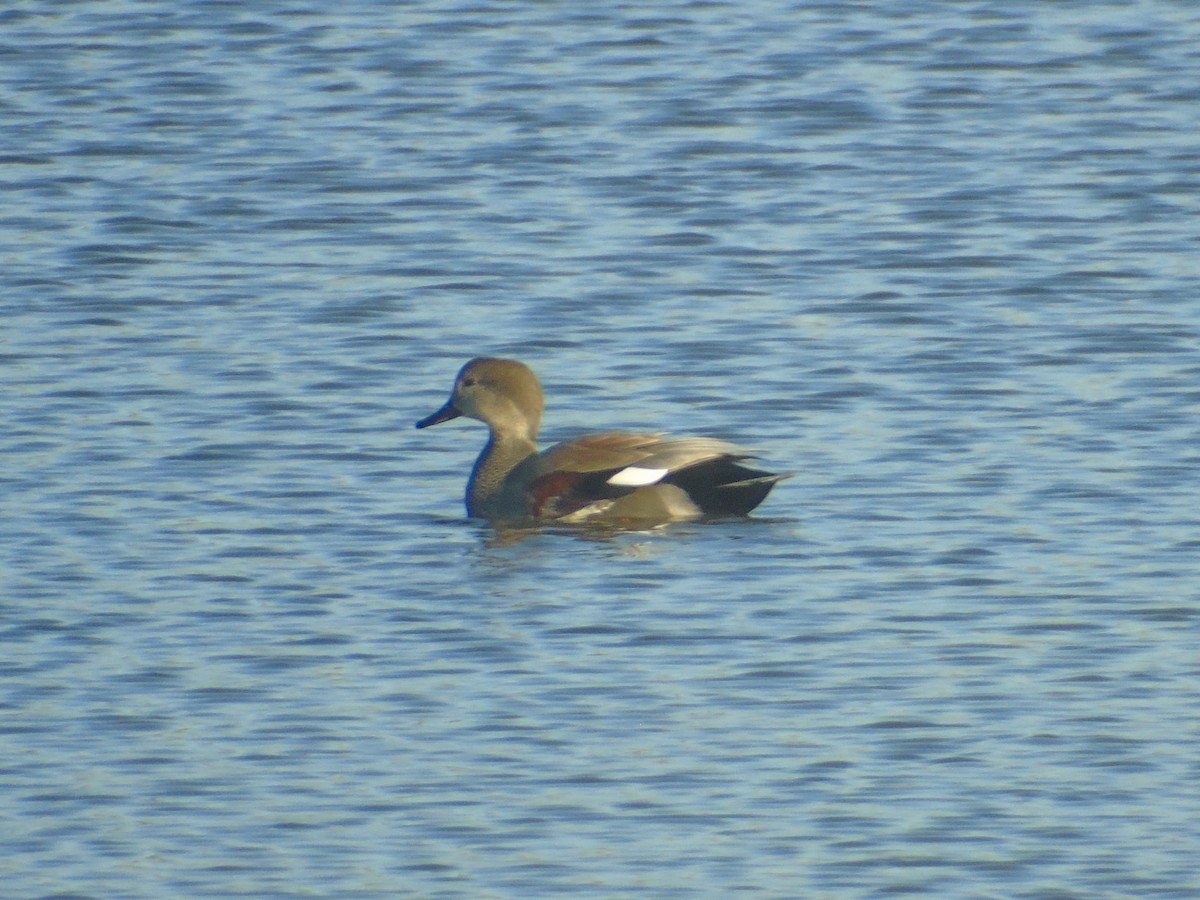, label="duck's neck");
[466,428,537,517]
